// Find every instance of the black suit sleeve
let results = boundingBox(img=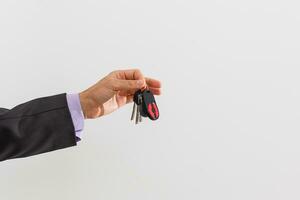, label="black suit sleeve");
[0,93,77,161]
